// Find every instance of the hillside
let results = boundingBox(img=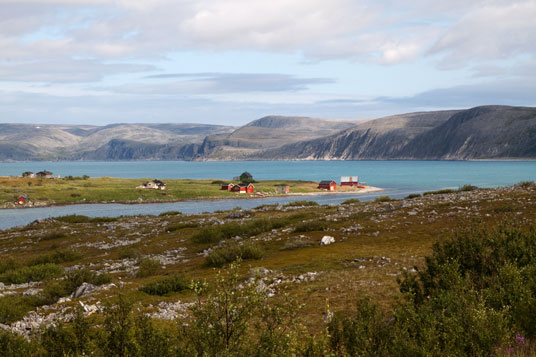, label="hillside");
[2,106,536,161]
[0,123,235,161]
[254,106,536,160]
[195,116,364,160]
